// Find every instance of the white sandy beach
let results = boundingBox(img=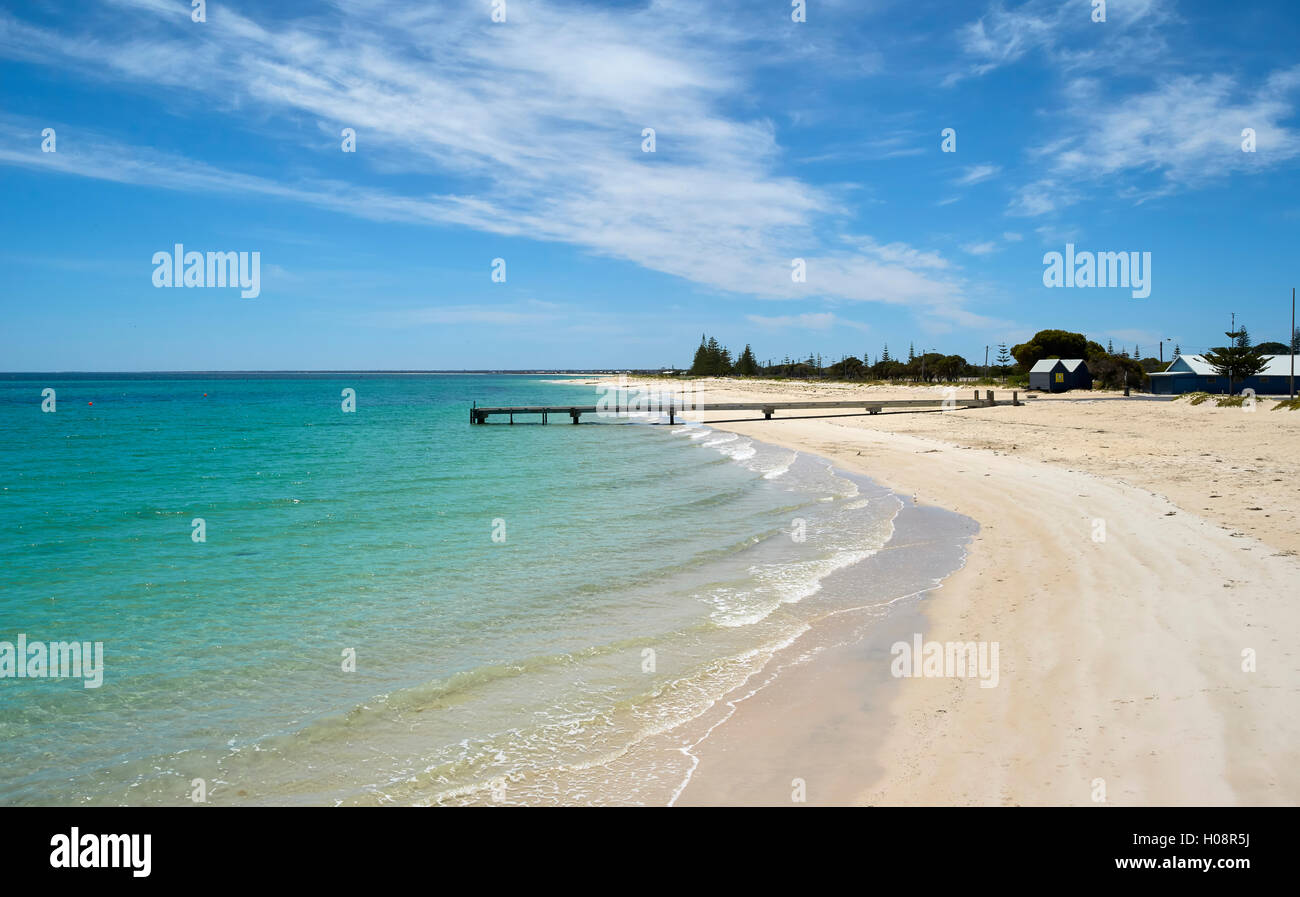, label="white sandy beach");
[609,378,1300,806]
